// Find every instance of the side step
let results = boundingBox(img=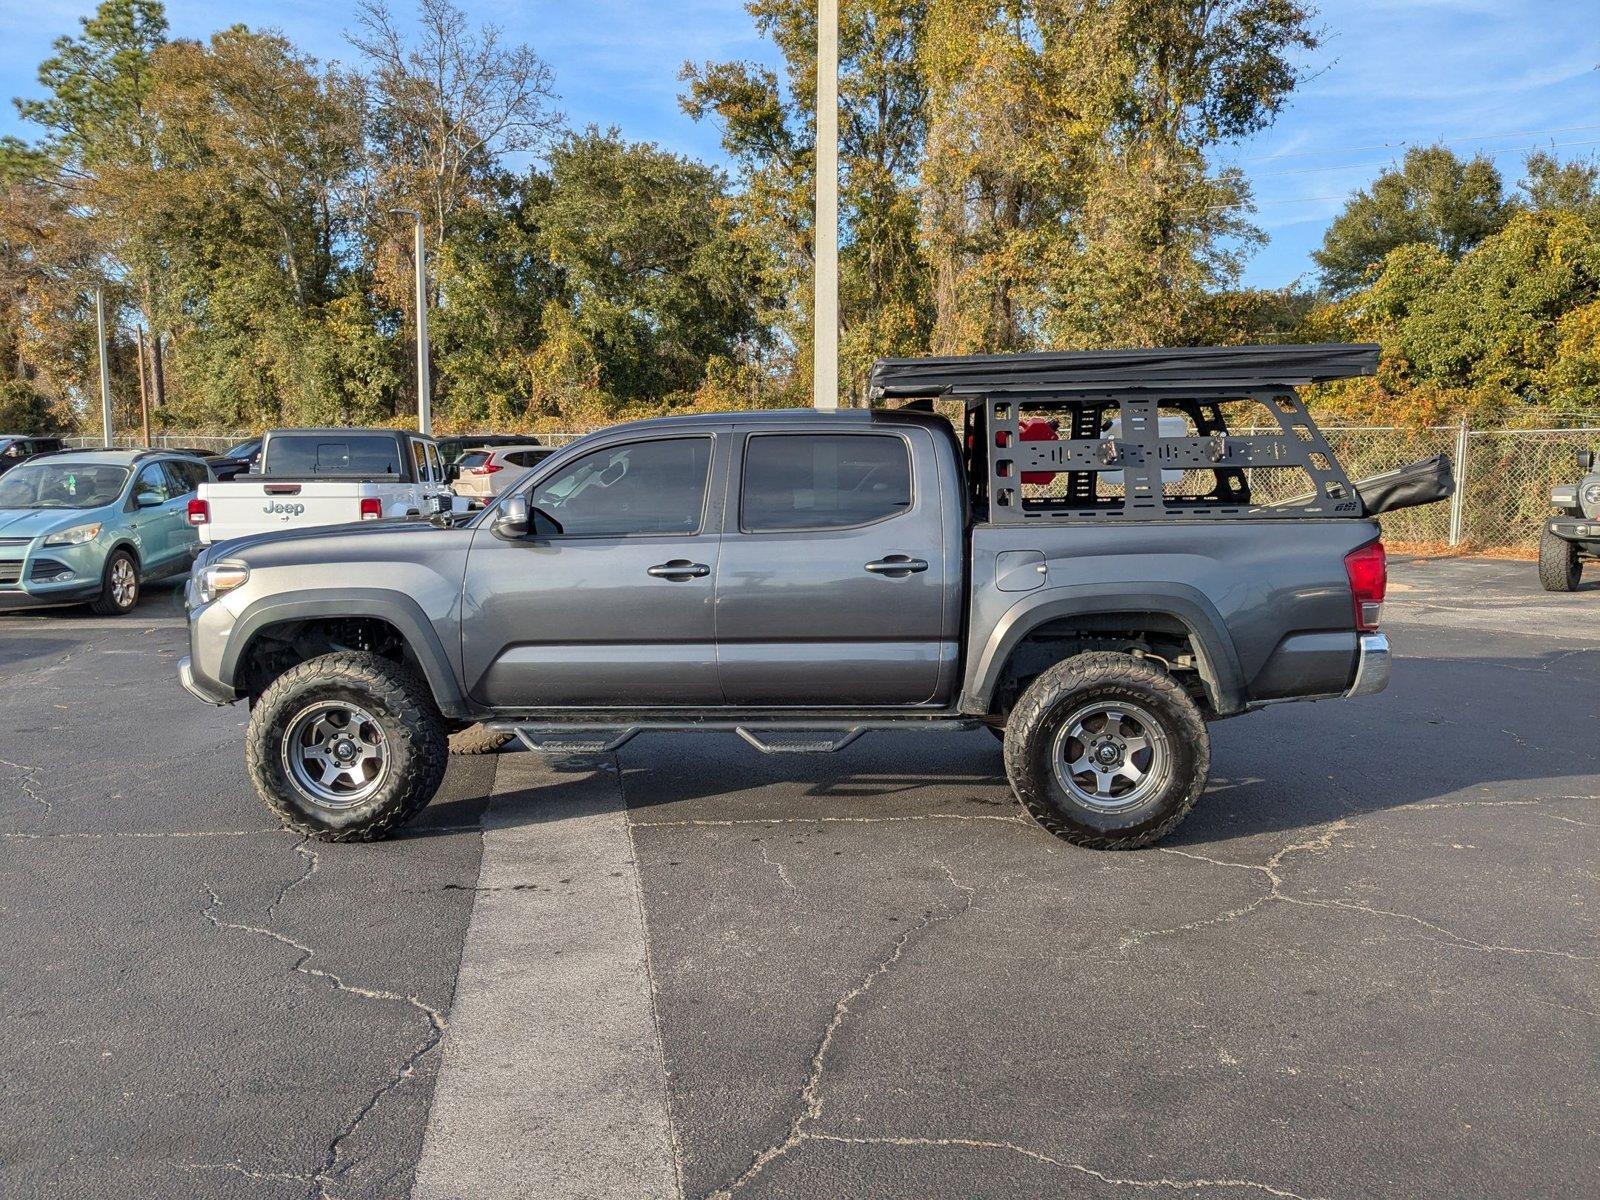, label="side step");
[490,719,978,757]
